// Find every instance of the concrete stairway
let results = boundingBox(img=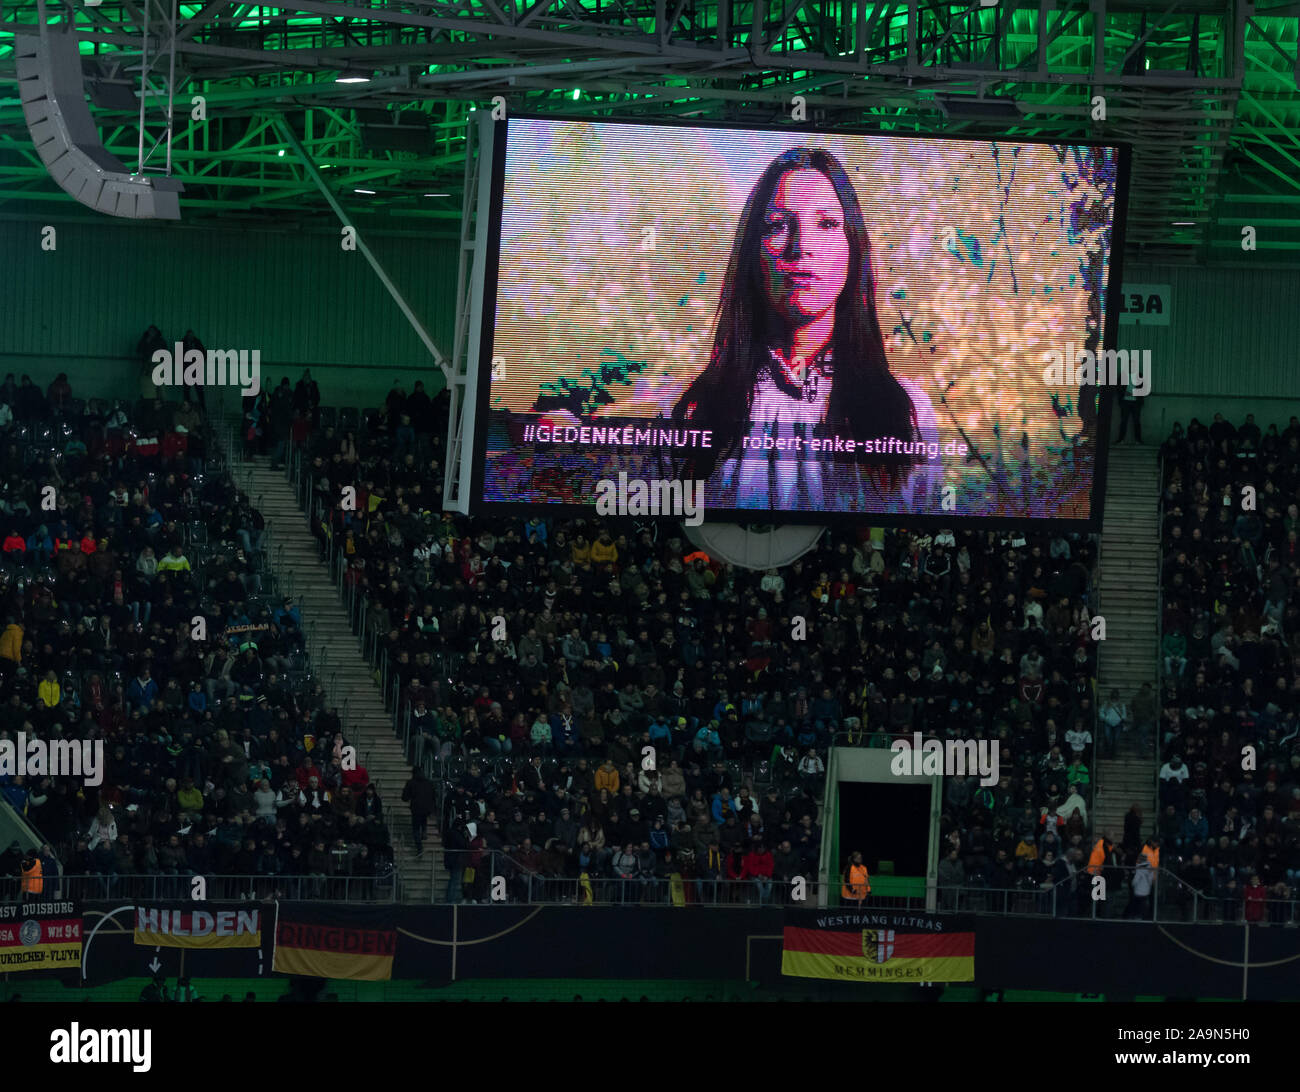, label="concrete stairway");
[1092,442,1160,845]
[241,457,439,903]
[1092,759,1155,846]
